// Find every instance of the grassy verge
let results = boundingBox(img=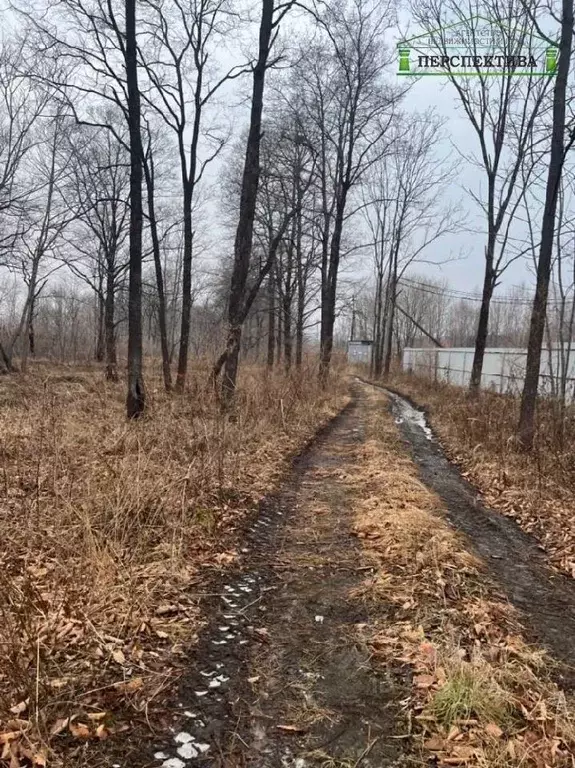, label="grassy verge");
[348,385,575,767]
[0,360,348,767]
[369,369,575,580]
